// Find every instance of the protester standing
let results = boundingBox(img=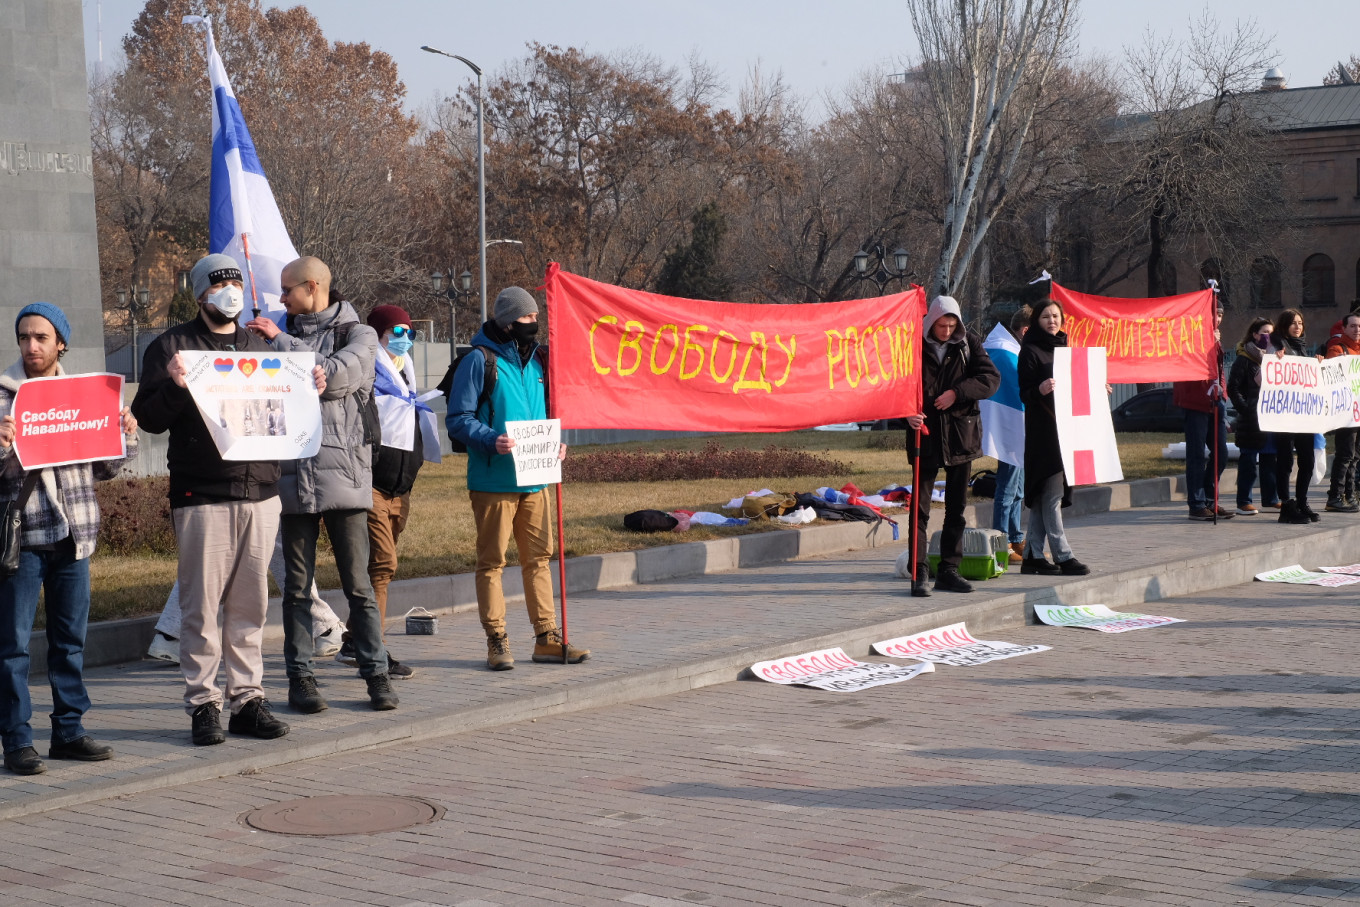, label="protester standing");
[1227,317,1279,516]
[906,296,1000,596]
[1324,312,1360,513]
[133,255,314,745]
[1271,309,1323,524]
[1016,299,1091,576]
[446,287,588,670]
[991,306,1030,564]
[1174,300,1233,521]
